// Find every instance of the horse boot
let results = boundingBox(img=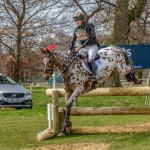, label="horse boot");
[65,107,72,130]
[90,59,98,84]
[58,107,72,136]
[125,73,132,82]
